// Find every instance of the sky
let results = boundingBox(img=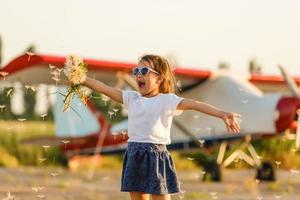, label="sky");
[1,0,300,76]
